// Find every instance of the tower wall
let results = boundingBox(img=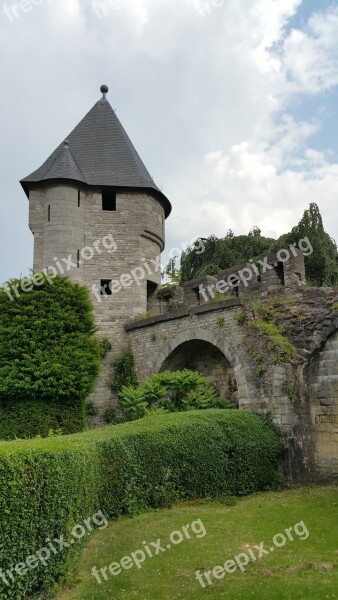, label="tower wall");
[29,182,85,284]
[29,182,165,342]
